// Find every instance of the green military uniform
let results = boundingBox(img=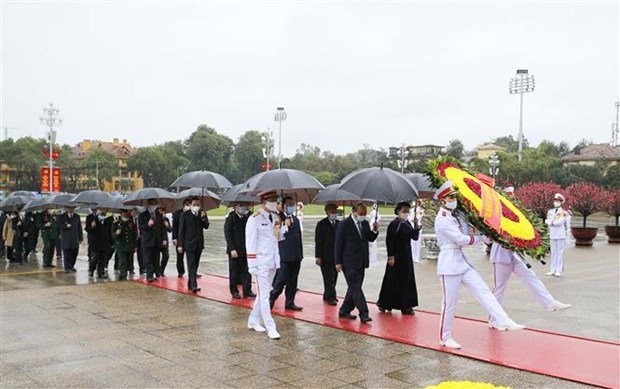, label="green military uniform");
[113,217,137,281]
[38,211,58,267]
